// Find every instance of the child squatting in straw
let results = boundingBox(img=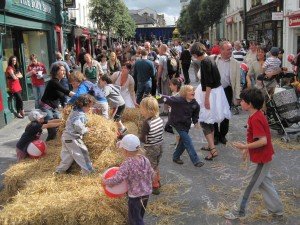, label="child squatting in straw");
[224,88,283,220]
[56,94,96,174]
[102,134,155,225]
[139,96,164,195]
[16,109,61,161]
